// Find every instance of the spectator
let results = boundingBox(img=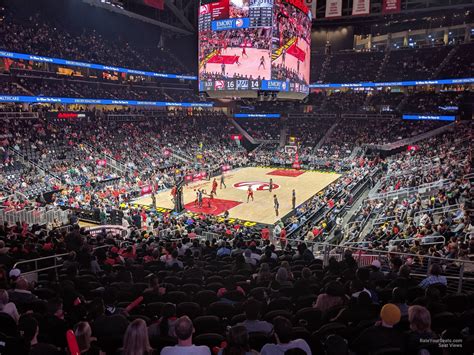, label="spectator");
[90,298,130,347]
[253,263,273,285]
[0,241,13,270]
[65,224,84,252]
[166,250,183,270]
[260,316,312,355]
[386,265,418,289]
[406,305,438,353]
[391,287,409,317]
[351,303,404,354]
[160,316,211,355]
[18,315,60,355]
[419,264,447,289]
[313,281,345,313]
[39,297,68,349]
[218,325,257,355]
[74,321,99,355]
[369,260,384,282]
[275,267,292,288]
[121,318,154,355]
[148,303,177,338]
[7,277,38,306]
[238,299,273,335]
[217,241,232,257]
[0,289,19,323]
